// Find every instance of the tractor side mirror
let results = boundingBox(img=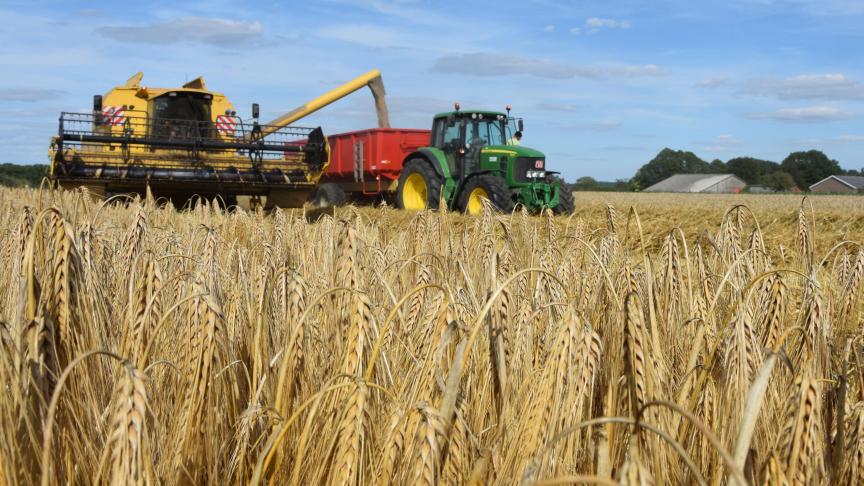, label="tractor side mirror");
[252,103,260,119]
[518,119,524,132]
